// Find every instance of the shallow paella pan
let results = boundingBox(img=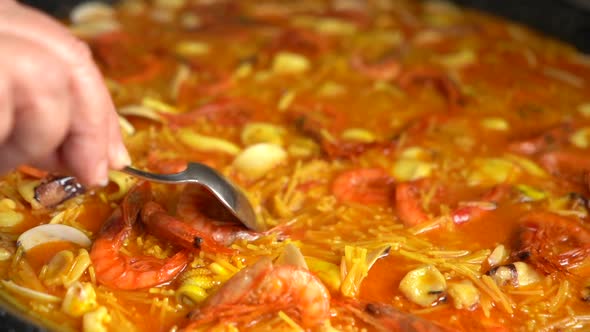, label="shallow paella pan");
[2,0,590,331]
